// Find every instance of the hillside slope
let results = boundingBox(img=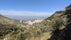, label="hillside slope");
[49,4,71,40]
[0,15,25,40]
[29,4,71,40]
